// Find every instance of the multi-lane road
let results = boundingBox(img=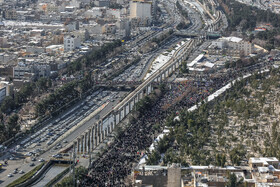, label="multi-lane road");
[0,89,127,186]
